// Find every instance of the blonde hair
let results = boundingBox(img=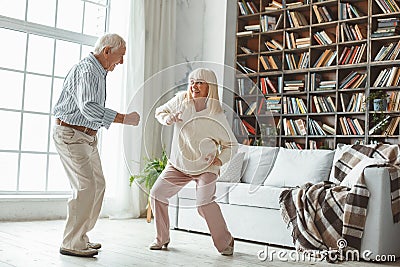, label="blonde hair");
[93,33,126,55]
[185,68,223,114]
